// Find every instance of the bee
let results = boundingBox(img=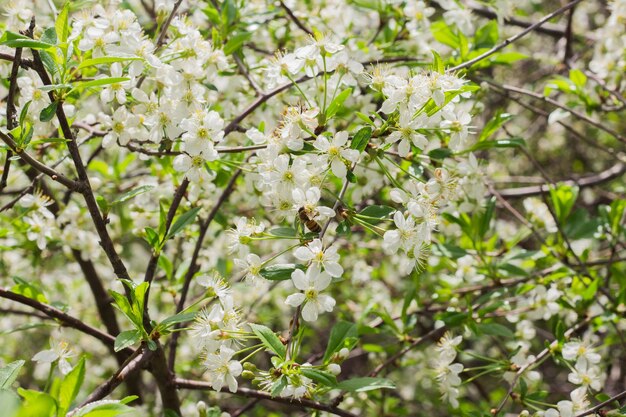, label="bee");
[298,207,322,233]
